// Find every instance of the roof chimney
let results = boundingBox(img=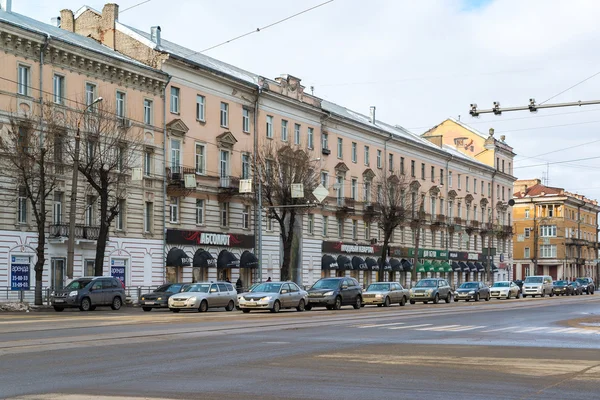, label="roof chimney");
[369,106,376,124]
[151,26,161,46]
[51,16,61,28]
[101,3,119,49]
[60,9,74,32]
[0,0,12,12]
